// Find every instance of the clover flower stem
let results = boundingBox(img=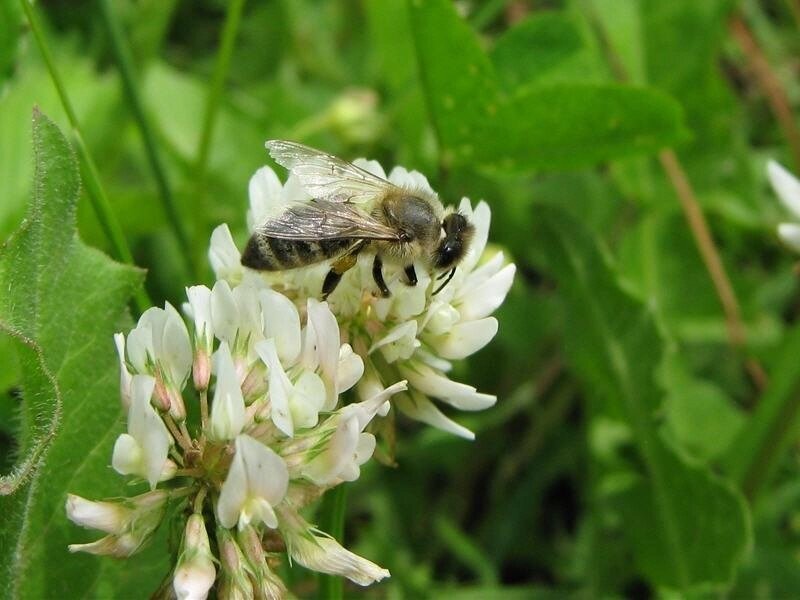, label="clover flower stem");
[175,468,204,478]
[179,422,193,446]
[164,413,194,454]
